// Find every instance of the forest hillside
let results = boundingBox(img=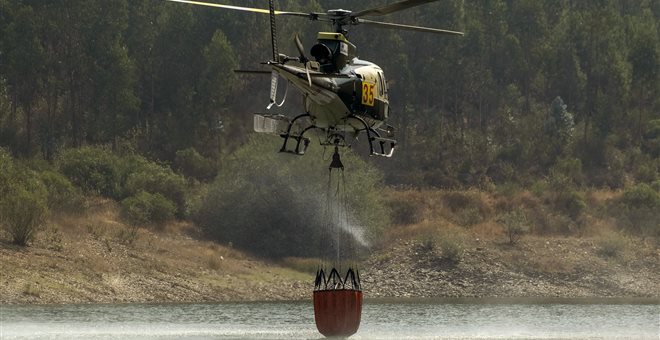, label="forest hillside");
[0,0,658,302]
